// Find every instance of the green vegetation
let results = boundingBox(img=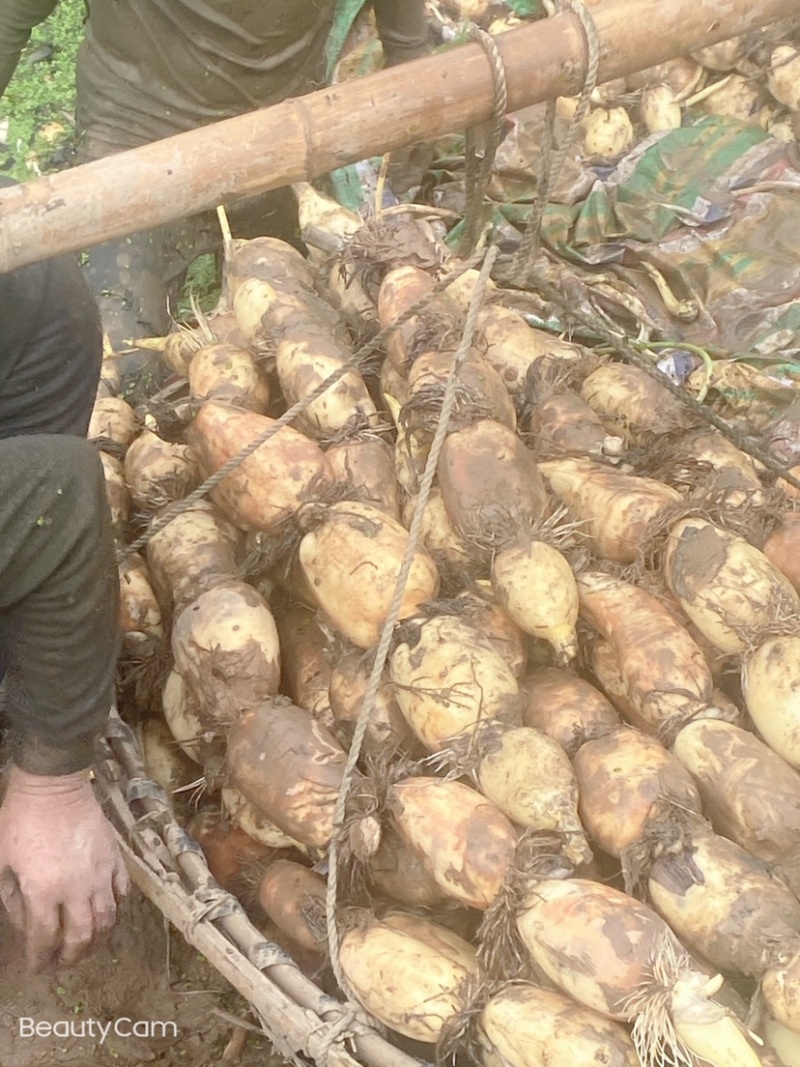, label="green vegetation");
[506,0,545,13]
[0,1,223,320]
[177,252,223,319]
[0,0,84,180]
[175,250,224,344]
